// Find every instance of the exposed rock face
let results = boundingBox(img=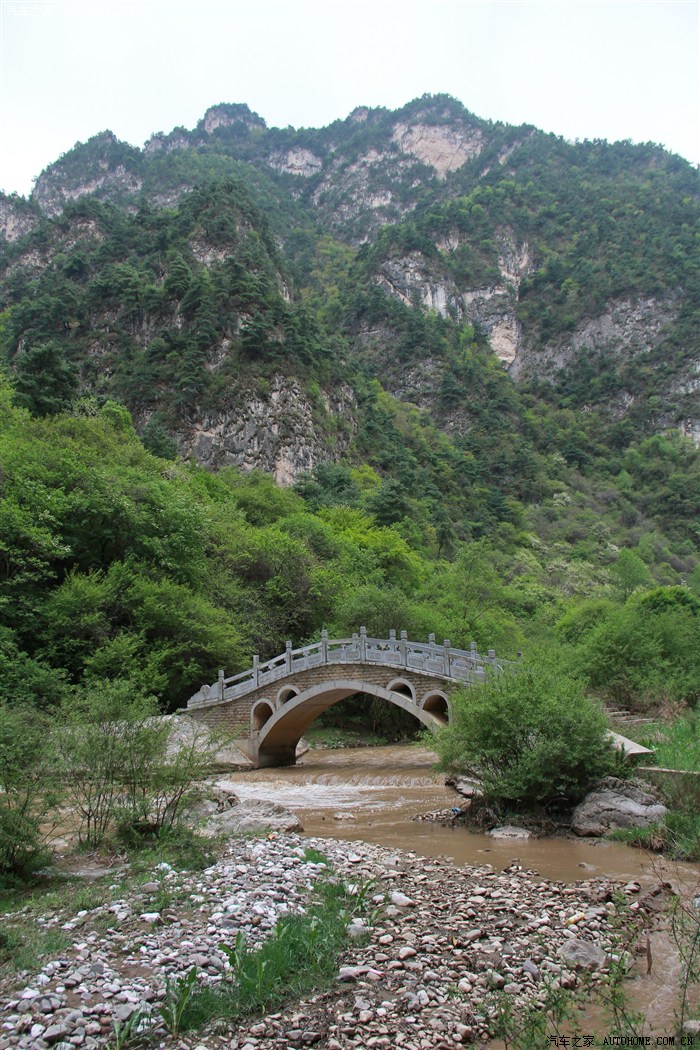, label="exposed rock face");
[392,121,484,177]
[143,129,190,154]
[0,196,38,242]
[201,104,266,134]
[32,132,142,217]
[572,777,668,837]
[270,148,323,177]
[181,376,357,484]
[376,228,532,365]
[510,296,679,379]
[312,149,414,236]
